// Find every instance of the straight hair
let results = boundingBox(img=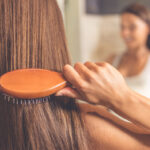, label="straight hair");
[0,0,89,149]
